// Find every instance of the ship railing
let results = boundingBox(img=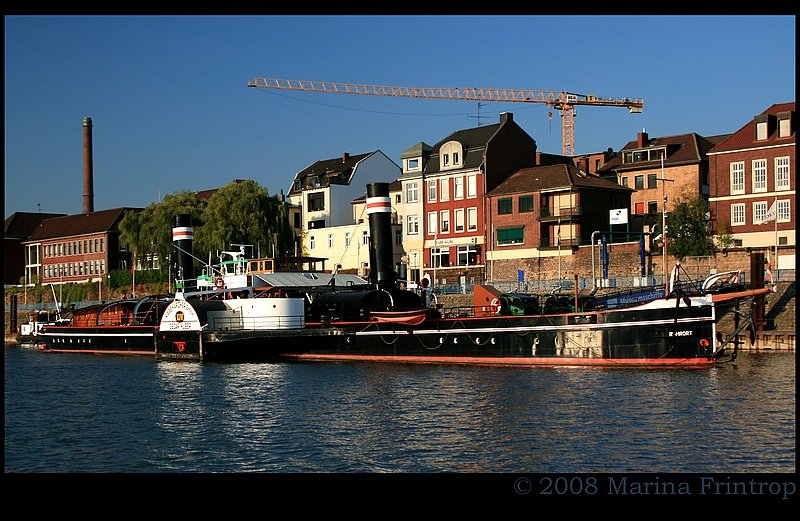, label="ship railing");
[208,314,306,331]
